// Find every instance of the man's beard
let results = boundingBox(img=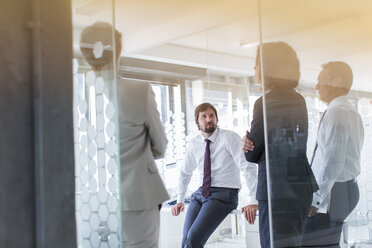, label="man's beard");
[201,124,216,133]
